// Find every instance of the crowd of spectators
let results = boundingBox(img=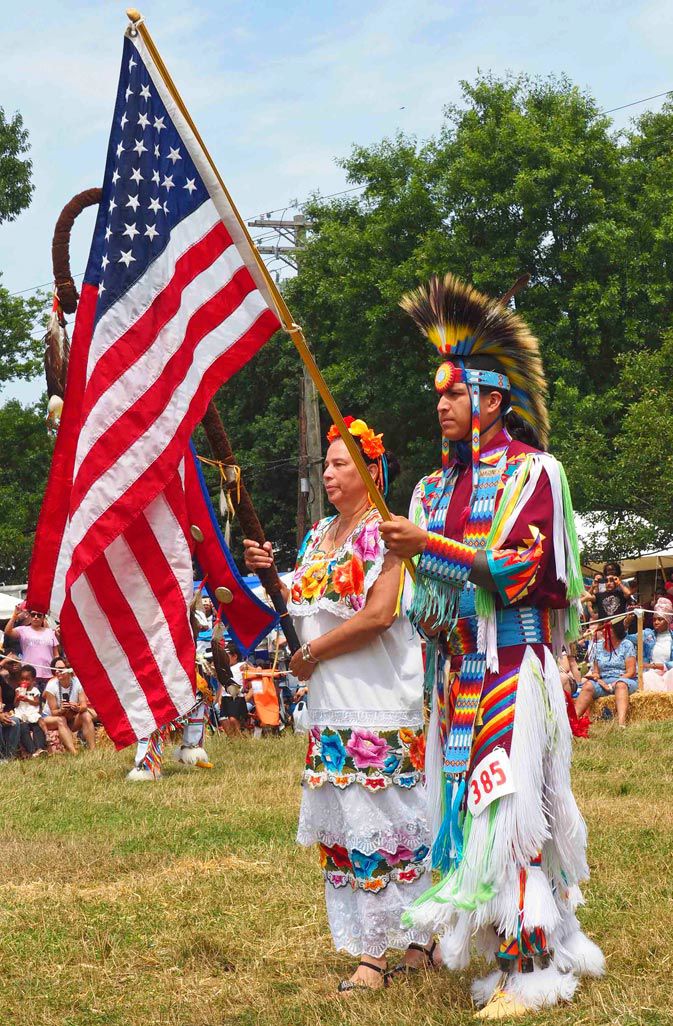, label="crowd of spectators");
[559,560,673,731]
[0,605,97,762]
[5,558,670,757]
